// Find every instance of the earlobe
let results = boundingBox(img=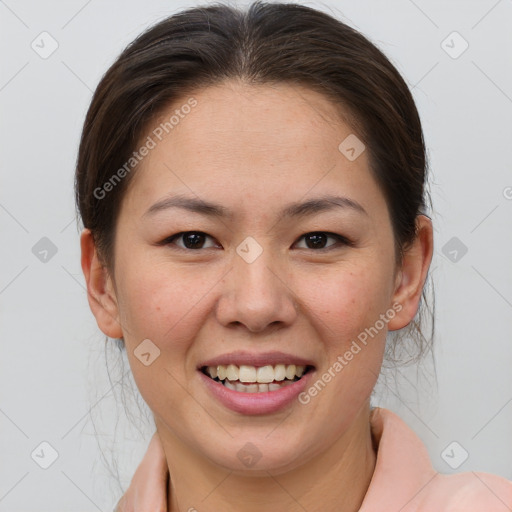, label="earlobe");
[387,215,433,331]
[80,228,124,339]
